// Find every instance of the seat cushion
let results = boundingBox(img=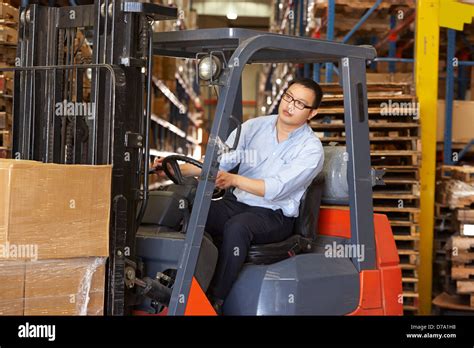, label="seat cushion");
[246,235,313,265]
